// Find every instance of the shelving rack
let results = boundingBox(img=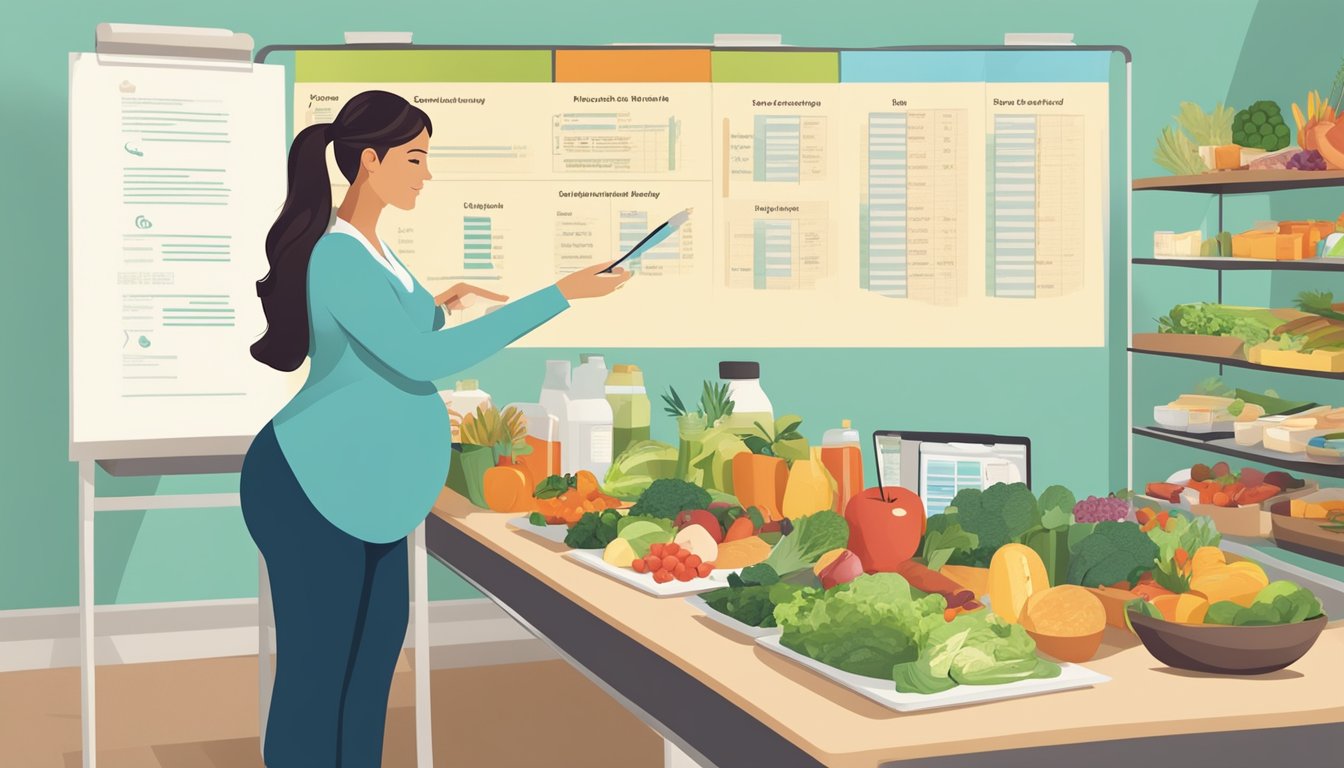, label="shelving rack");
[1130,169,1344,566]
